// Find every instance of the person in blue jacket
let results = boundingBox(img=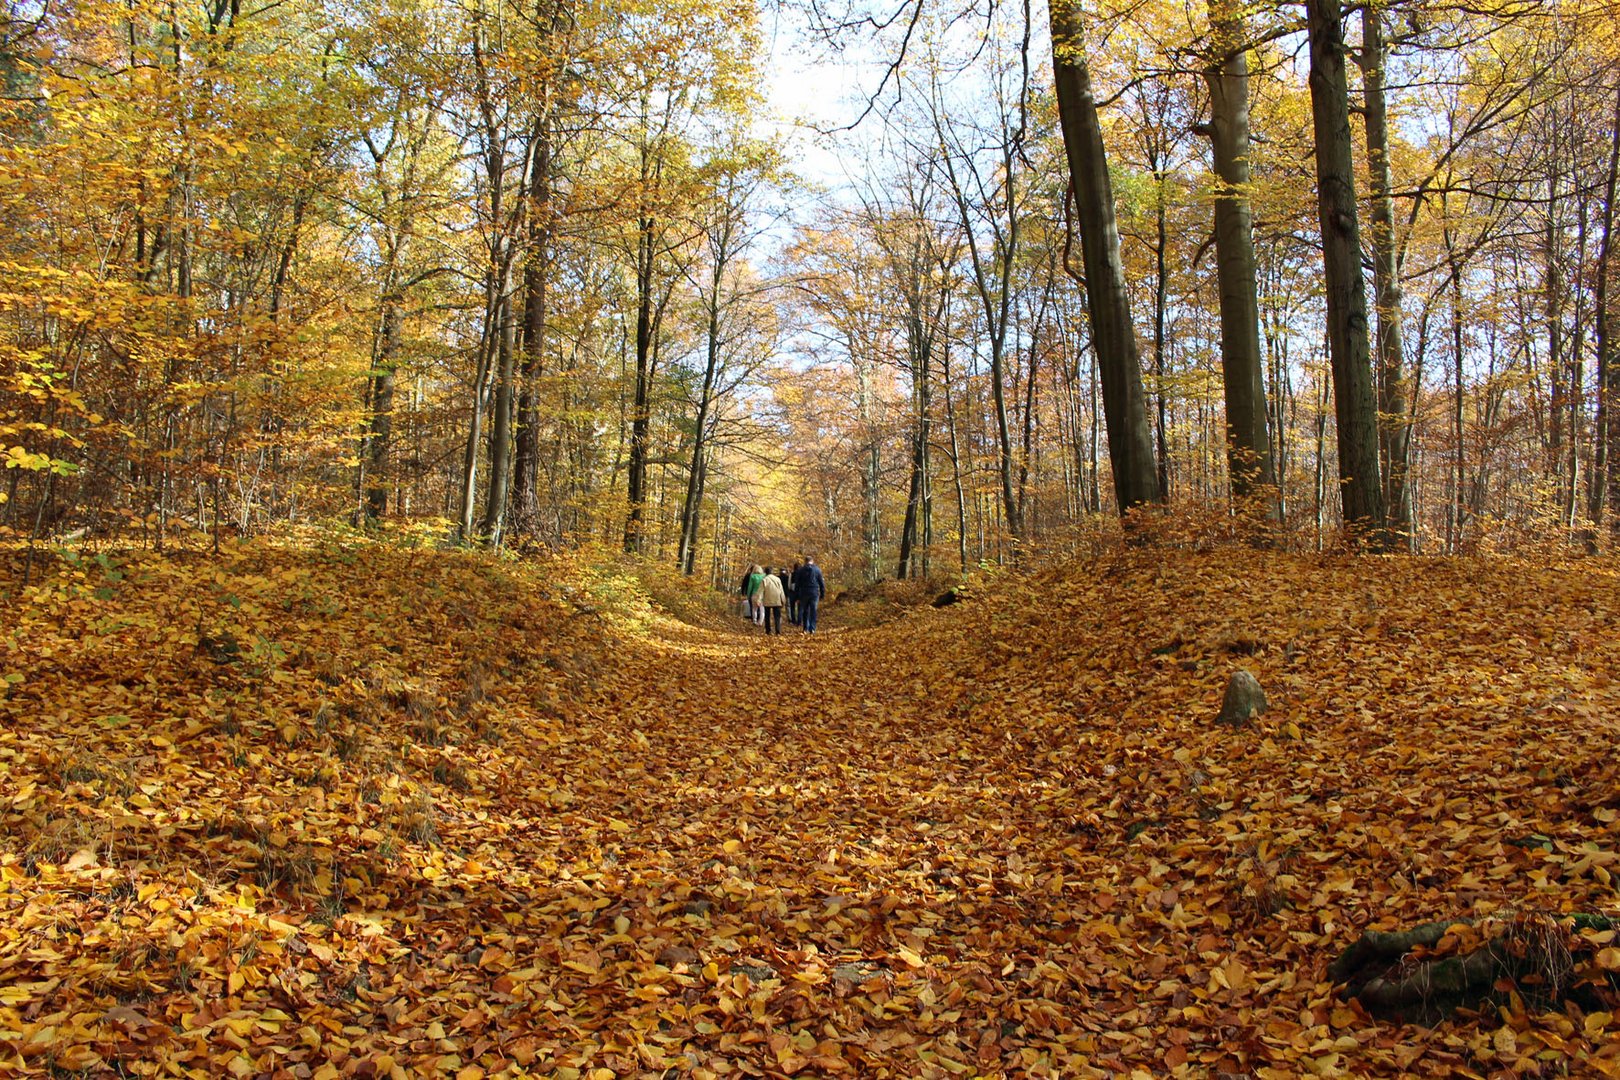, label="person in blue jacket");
[792,556,827,634]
